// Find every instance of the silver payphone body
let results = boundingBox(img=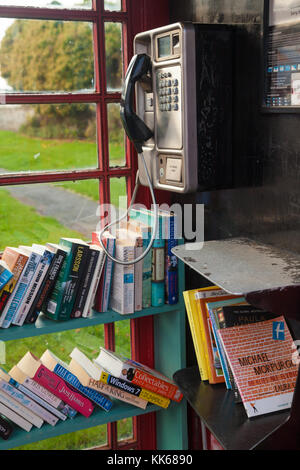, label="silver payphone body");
[134,22,198,194]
